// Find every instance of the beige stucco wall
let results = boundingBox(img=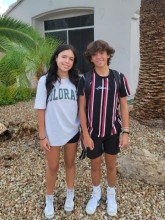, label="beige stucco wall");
[6,0,141,96]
